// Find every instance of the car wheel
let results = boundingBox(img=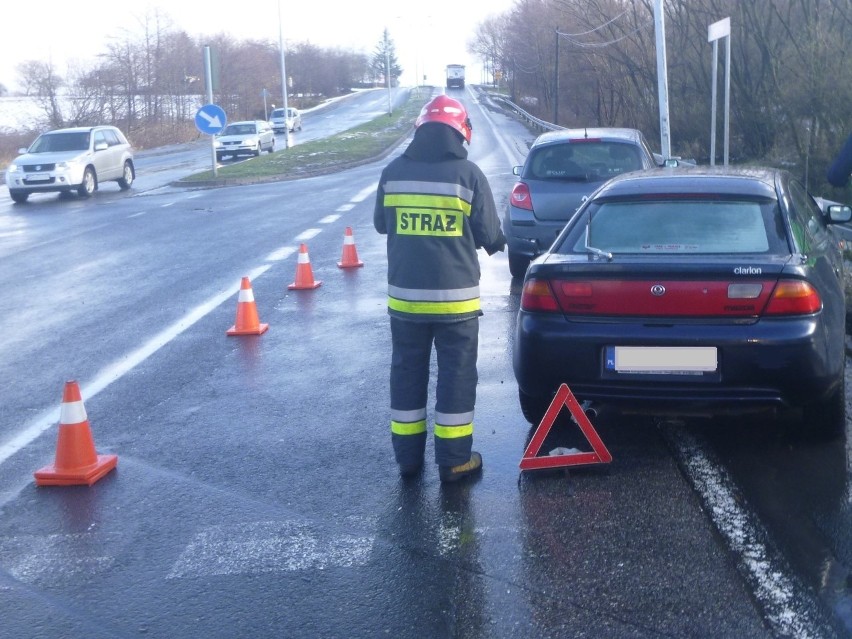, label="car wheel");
[78,167,97,198]
[509,252,530,279]
[803,378,846,441]
[254,144,261,157]
[118,161,134,190]
[9,190,29,203]
[519,388,551,425]
[268,138,275,154]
